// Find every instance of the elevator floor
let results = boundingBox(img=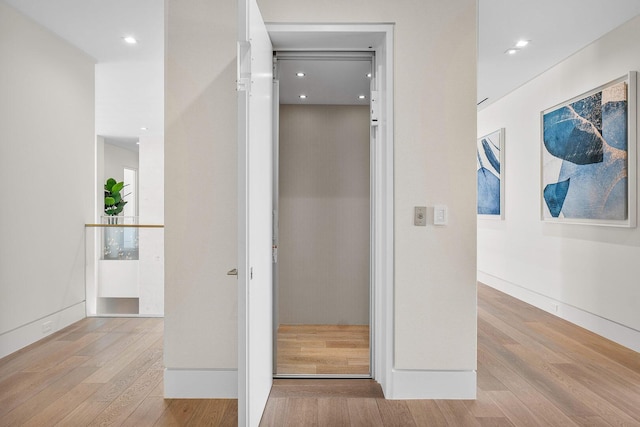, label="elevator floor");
[276,324,370,376]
